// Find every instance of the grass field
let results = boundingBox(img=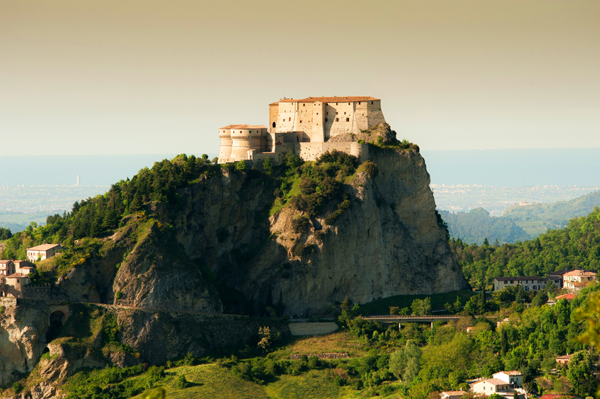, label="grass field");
[358,289,476,315]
